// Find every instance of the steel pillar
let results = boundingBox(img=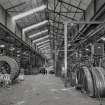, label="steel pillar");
[64,22,68,79]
